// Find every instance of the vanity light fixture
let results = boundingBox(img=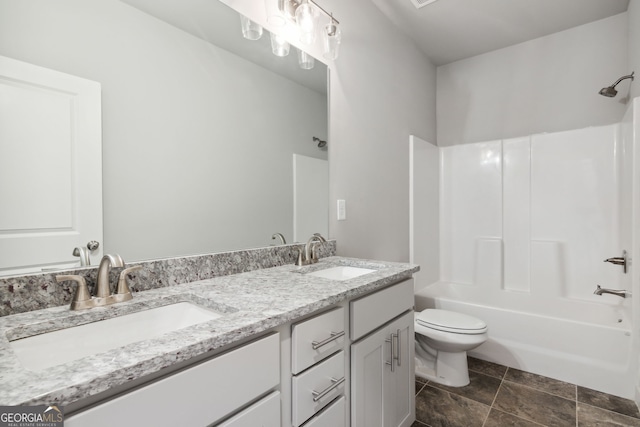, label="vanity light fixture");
[269,0,342,60]
[323,15,341,60]
[297,48,315,69]
[295,0,319,45]
[239,14,263,40]
[270,32,291,57]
